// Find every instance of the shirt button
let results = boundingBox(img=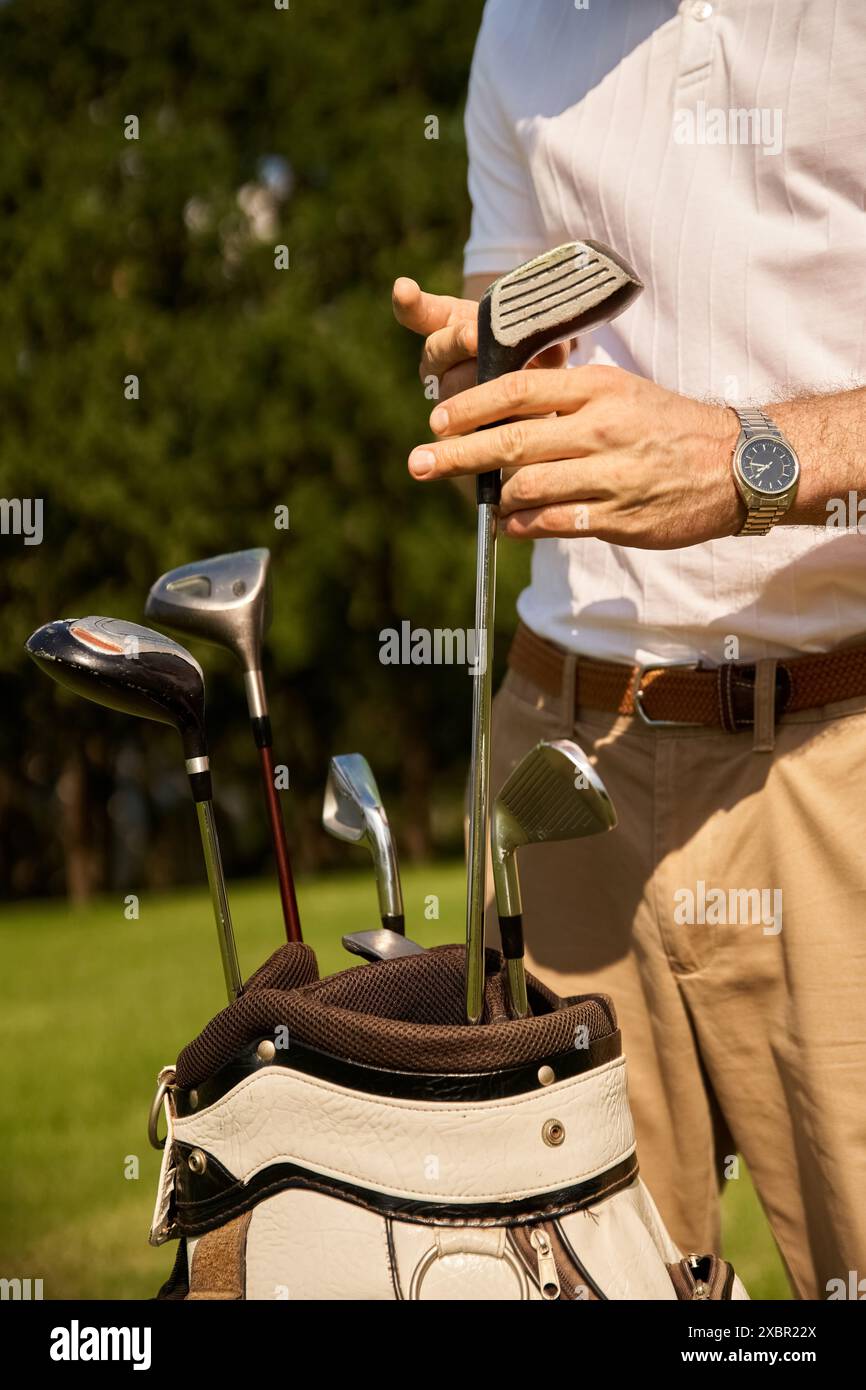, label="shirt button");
[690,1,714,17]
